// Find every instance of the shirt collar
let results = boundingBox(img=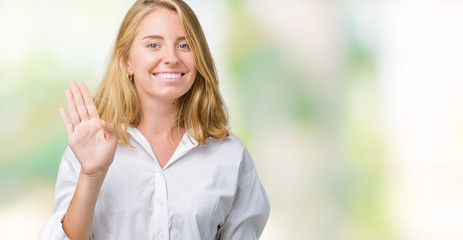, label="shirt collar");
[126,126,198,169]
